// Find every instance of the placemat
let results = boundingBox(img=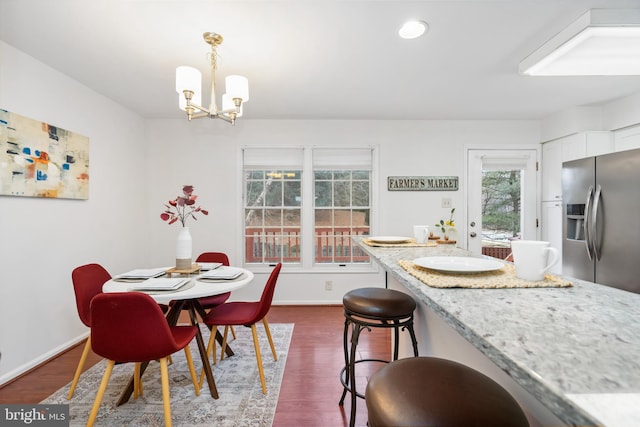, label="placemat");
[362,238,438,248]
[398,259,573,289]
